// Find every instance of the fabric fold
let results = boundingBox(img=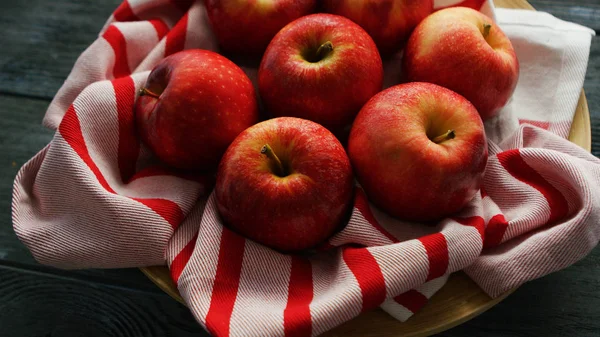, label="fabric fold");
[11,0,599,336]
